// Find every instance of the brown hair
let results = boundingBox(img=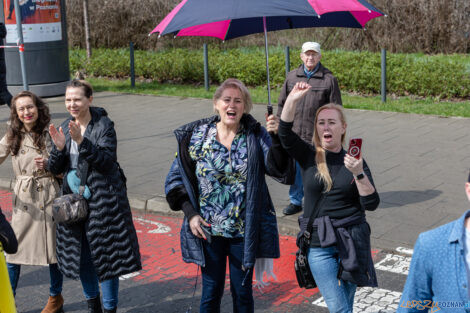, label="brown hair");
[66,79,93,98]
[213,78,253,114]
[8,91,51,156]
[312,103,347,192]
